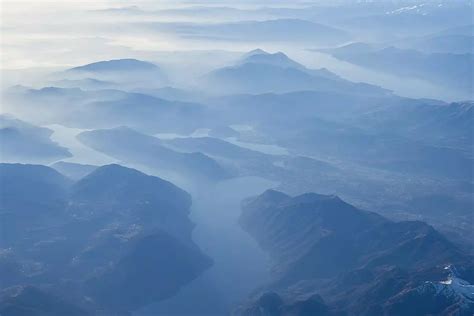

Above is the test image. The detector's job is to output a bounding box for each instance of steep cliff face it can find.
[0,163,212,314]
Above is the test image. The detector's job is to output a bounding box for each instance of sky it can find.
[1,0,471,101]
[0,0,335,69]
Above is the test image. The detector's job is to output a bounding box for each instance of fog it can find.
[3,0,470,100]
[46,124,118,165]
[1,1,473,315]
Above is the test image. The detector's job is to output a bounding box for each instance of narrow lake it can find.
[138,176,278,315]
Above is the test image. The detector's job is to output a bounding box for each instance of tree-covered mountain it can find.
[0,163,212,314]
[237,190,474,315]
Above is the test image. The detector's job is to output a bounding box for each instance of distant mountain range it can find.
[5,86,210,133]
[394,31,473,54]
[336,3,472,40]
[0,163,211,315]
[355,100,474,149]
[0,114,71,164]
[50,78,117,91]
[237,190,474,315]
[2,2,473,315]
[68,58,159,73]
[204,49,390,95]
[62,58,169,90]
[165,136,274,162]
[143,19,350,45]
[209,90,473,180]
[322,43,473,96]
[77,127,231,181]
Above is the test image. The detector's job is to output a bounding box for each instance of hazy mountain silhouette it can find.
[69,59,159,73]
[0,115,71,164]
[5,87,210,133]
[0,163,211,314]
[66,59,168,89]
[205,50,390,95]
[144,19,350,45]
[323,44,473,95]
[77,127,231,181]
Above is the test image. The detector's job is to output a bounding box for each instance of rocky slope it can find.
[237,190,474,315]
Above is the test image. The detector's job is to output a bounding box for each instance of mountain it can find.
[211,89,387,123]
[238,291,339,316]
[355,100,474,149]
[237,50,341,82]
[237,50,308,71]
[0,286,89,316]
[50,78,117,90]
[85,230,211,311]
[3,86,124,126]
[77,127,231,181]
[163,136,284,179]
[164,137,346,196]
[5,85,107,107]
[237,190,474,315]
[0,164,71,246]
[211,91,472,180]
[261,112,472,180]
[207,89,472,181]
[0,114,71,164]
[165,136,273,161]
[146,19,350,45]
[70,164,191,226]
[76,92,209,133]
[133,86,209,103]
[0,163,71,209]
[65,59,168,89]
[0,163,212,314]
[51,161,98,180]
[69,58,159,73]
[240,265,474,316]
[323,43,473,96]
[337,2,472,40]
[204,50,390,95]
[5,87,211,133]
[241,190,384,282]
[395,33,474,54]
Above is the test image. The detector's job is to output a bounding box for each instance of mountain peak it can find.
[69,58,159,73]
[85,163,134,175]
[291,192,340,203]
[259,189,291,202]
[242,48,269,58]
[71,164,192,215]
[239,50,303,70]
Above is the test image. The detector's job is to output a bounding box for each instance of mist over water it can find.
[140,176,277,315]
[46,124,118,165]
[287,50,469,101]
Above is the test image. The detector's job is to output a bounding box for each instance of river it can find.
[137,176,278,316]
